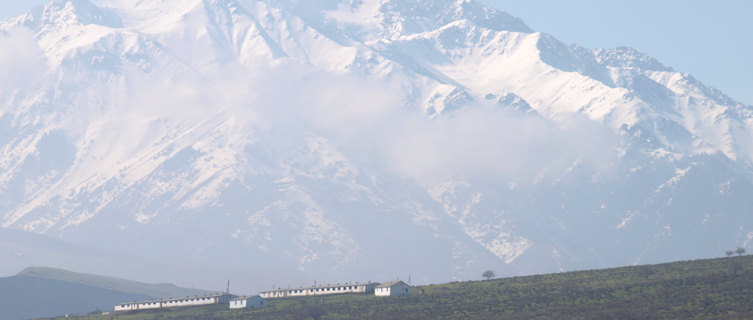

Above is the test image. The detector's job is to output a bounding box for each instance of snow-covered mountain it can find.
[1,0,751,292]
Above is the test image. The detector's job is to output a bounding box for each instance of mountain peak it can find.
[16,266,63,276]
[595,46,672,72]
[326,0,531,39]
[1,0,751,294]
[447,0,531,32]
[38,0,123,28]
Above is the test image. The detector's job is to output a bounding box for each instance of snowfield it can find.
[0,0,751,292]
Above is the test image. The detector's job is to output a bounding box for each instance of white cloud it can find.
[229,62,619,185]
[175,58,619,187]
[381,107,618,183]
[0,27,46,94]
[3,37,618,200]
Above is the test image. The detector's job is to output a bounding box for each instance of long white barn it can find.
[114,293,235,312]
[260,282,380,299]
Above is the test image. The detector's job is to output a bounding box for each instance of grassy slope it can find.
[45,255,753,320]
[17,266,209,298]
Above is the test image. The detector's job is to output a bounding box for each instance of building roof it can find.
[230,295,264,301]
[260,282,377,293]
[117,293,235,305]
[376,281,408,288]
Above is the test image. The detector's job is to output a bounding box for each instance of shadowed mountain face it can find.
[0,0,751,292]
[14,266,210,298]
[0,269,157,319]
[0,275,146,319]
[0,266,211,319]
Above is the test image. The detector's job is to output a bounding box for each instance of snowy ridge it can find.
[1,0,751,291]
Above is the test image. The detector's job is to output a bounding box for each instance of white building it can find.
[229,295,268,309]
[260,282,380,299]
[114,293,235,312]
[375,281,412,297]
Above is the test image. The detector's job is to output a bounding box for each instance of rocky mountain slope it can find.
[1,0,751,291]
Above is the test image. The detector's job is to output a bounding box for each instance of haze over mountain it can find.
[1,0,751,292]
[0,266,208,319]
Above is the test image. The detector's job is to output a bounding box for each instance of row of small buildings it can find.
[114,294,267,312]
[114,280,411,312]
[260,280,412,298]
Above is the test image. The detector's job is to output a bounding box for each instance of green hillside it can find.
[17,266,208,299]
[45,255,753,320]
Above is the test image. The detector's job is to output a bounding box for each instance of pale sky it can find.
[0,0,751,105]
[483,0,753,105]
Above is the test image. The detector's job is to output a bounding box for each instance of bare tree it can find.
[726,250,735,257]
[735,247,746,256]
[482,270,495,280]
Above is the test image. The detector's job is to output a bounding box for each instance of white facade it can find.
[114,294,234,312]
[260,282,379,299]
[375,281,412,297]
[229,295,268,309]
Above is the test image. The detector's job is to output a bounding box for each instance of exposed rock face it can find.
[1,0,751,291]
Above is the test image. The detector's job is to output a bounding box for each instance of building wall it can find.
[137,301,163,309]
[375,283,412,297]
[395,283,412,296]
[363,283,379,293]
[229,299,247,309]
[251,297,269,309]
[230,296,268,309]
[115,294,232,312]
[162,296,218,308]
[114,304,137,312]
